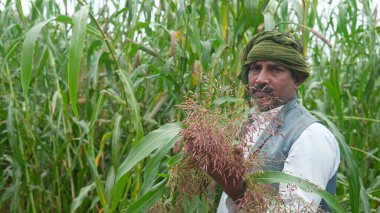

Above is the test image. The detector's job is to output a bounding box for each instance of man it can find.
[211,31,340,212]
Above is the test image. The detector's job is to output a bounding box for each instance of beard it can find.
[247,83,284,112]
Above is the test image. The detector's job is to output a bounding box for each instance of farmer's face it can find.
[248,61,299,111]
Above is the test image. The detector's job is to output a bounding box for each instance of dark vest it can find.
[252,97,337,211]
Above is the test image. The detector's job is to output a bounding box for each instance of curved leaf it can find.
[117,70,144,142]
[141,136,178,194]
[89,90,106,130]
[251,171,346,213]
[111,114,122,170]
[68,6,89,117]
[127,180,166,213]
[263,12,275,31]
[243,0,264,29]
[21,19,53,97]
[115,122,182,182]
[70,182,96,213]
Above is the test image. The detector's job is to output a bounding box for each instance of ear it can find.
[293,74,304,86]
[293,83,299,92]
[292,78,302,93]
[294,79,302,86]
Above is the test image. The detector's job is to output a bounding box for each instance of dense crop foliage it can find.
[0,0,379,212]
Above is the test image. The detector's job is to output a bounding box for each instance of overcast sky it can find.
[13,0,378,20]
[2,0,378,39]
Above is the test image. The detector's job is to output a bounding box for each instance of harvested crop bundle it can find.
[167,98,286,212]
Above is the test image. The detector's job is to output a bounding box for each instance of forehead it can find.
[248,61,292,72]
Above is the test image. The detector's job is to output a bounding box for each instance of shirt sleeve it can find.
[279,123,340,212]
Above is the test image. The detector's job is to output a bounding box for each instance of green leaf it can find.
[15,0,27,26]
[263,12,275,31]
[311,111,360,213]
[338,3,349,40]
[221,0,228,40]
[141,136,178,194]
[89,91,106,131]
[243,0,262,29]
[111,114,122,170]
[108,123,181,212]
[289,0,303,23]
[115,123,182,182]
[117,70,144,141]
[55,15,103,38]
[86,138,107,207]
[55,15,73,24]
[21,19,53,97]
[70,182,96,213]
[251,171,346,213]
[68,6,89,118]
[87,93,108,208]
[108,174,129,212]
[127,180,166,213]
[360,179,370,213]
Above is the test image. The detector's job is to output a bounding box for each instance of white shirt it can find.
[217,107,340,212]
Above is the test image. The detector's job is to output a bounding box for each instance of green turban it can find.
[238,31,309,84]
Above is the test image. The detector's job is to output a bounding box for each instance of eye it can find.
[249,64,260,73]
[272,66,284,73]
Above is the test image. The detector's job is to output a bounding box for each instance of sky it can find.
[2,0,378,41]
[12,0,379,20]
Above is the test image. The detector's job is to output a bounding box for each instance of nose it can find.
[255,70,269,84]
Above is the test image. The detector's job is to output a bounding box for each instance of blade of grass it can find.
[111,114,122,171]
[127,180,167,213]
[115,122,182,183]
[107,123,181,212]
[251,171,346,213]
[89,90,105,130]
[70,182,96,213]
[116,70,144,142]
[68,6,89,118]
[21,19,53,98]
[140,136,178,194]
[87,91,108,208]
[15,0,27,26]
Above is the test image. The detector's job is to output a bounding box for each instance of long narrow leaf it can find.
[252,171,346,213]
[21,19,53,97]
[87,92,108,208]
[141,136,178,194]
[127,180,166,213]
[221,0,228,40]
[117,70,144,141]
[111,114,122,170]
[109,123,182,211]
[68,6,89,117]
[15,0,26,25]
[70,182,96,213]
[108,174,129,212]
[86,138,107,207]
[89,90,105,130]
[115,123,182,182]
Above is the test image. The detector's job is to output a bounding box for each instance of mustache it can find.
[247,84,273,94]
